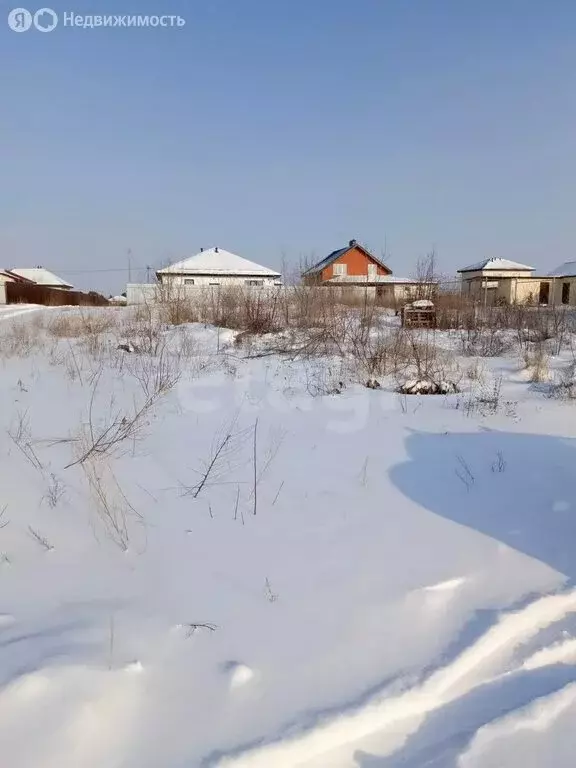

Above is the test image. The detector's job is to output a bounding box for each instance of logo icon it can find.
[7,7,58,32]
[34,7,57,31]
[7,7,33,31]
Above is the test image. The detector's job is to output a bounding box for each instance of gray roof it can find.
[157,247,281,277]
[302,240,391,276]
[548,261,576,278]
[9,267,73,288]
[458,258,534,273]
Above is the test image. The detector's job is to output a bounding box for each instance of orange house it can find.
[302,239,392,284]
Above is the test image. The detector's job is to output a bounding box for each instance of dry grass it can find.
[82,458,141,551]
[0,320,46,358]
[550,362,576,400]
[60,371,160,469]
[523,343,550,383]
[465,358,487,384]
[126,347,183,399]
[46,311,116,339]
[2,287,572,408]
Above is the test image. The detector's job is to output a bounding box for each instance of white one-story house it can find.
[458,258,541,304]
[156,247,282,287]
[8,267,73,290]
[458,257,576,306]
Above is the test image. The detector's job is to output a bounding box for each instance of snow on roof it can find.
[548,261,576,278]
[0,270,21,282]
[157,247,281,277]
[458,258,534,273]
[9,267,73,288]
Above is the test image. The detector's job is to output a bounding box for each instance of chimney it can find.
[349,239,357,247]
[215,247,219,253]
[200,247,204,252]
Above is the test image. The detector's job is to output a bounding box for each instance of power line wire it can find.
[50,267,149,274]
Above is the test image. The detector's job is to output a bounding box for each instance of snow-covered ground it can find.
[0,304,45,321]
[1,307,576,767]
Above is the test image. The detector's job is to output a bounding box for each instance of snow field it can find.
[0,307,576,767]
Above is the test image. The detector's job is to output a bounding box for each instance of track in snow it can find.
[211,588,576,768]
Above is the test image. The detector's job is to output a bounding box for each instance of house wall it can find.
[127,284,159,304]
[550,277,576,306]
[510,278,576,306]
[378,284,421,303]
[127,282,284,305]
[461,269,534,281]
[320,246,391,282]
[324,285,378,302]
[461,272,534,304]
[0,284,6,304]
[460,275,576,306]
[320,282,429,305]
[157,274,279,288]
[509,279,546,304]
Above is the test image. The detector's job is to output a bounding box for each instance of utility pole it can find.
[127,248,132,283]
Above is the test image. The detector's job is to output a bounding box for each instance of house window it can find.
[333,263,347,276]
[184,278,195,285]
[562,282,570,305]
[538,282,550,305]
[246,279,264,286]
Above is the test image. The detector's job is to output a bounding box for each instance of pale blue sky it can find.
[1,0,575,293]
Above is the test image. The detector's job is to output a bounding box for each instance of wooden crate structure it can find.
[401,303,437,329]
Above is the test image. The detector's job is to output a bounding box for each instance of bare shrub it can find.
[473,376,503,413]
[157,288,199,326]
[411,249,441,301]
[455,455,475,491]
[28,526,54,551]
[465,359,486,384]
[46,310,115,339]
[62,373,159,469]
[304,363,346,396]
[459,327,513,357]
[82,459,140,551]
[394,332,462,393]
[0,321,43,358]
[182,417,252,498]
[8,410,44,472]
[434,293,477,331]
[127,347,182,399]
[351,332,396,380]
[549,362,576,400]
[523,343,550,383]
[203,286,283,334]
[0,505,9,529]
[43,473,66,508]
[491,451,506,473]
[122,301,165,355]
[458,375,516,417]
[264,577,279,603]
[184,622,218,637]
